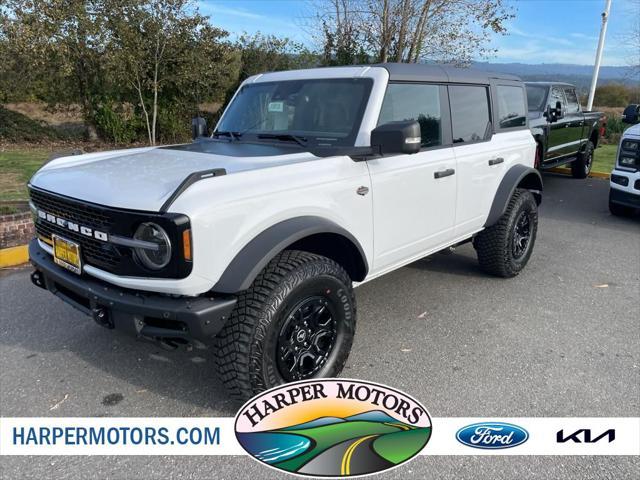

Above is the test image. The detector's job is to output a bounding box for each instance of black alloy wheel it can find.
[512,211,532,260]
[277,296,338,381]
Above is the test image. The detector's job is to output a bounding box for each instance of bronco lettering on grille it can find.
[37,209,109,242]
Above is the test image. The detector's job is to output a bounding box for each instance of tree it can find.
[235,33,316,83]
[105,0,237,144]
[593,83,640,107]
[1,0,111,137]
[1,0,239,144]
[312,0,513,65]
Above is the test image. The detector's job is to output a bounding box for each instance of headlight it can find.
[620,156,636,166]
[621,140,638,151]
[134,222,172,270]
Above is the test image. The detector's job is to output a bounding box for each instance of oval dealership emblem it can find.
[456,422,529,449]
[235,379,432,477]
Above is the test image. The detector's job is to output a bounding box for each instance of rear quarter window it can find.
[450,85,491,144]
[496,85,527,129]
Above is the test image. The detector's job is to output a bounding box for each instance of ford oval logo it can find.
[456,422,529,449]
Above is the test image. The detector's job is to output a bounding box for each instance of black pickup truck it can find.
[526,82,605,178]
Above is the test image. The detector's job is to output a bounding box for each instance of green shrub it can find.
[93,103,142,144]
[157,104,192,144]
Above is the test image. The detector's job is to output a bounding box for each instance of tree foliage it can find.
[0,0,518,144]
[0,0,239,143]
[312,0,513,65]
[593,83,640,107]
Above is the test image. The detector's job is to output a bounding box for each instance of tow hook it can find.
[30,270,46,290]
[92,307,114,329]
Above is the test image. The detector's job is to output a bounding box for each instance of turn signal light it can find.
[182,229,192,261]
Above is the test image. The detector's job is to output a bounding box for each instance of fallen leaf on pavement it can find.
[49,393,69,411]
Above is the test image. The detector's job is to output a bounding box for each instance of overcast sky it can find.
[197,0,638,66]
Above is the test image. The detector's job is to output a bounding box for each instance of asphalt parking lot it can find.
[1,174,639,479]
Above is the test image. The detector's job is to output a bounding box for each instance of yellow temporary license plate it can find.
[52,234,82,274]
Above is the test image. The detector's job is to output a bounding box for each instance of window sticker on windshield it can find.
[268,101,284,112]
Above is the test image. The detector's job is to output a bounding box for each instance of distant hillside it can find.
[472,62,639,92]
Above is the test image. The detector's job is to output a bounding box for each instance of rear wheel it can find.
[571,140,594,179]
[474,189,538,277]
[214,250,356,400]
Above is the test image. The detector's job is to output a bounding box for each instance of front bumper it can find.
[28,240,236,344]
[610,168,640,209]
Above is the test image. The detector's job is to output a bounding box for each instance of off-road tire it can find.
[474,189,538,278]
[609,192,635,217]
[571,140,594,179]
[214,250,356,400]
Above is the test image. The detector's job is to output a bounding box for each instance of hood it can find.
[29,141,318,212]
[623,123,640,138]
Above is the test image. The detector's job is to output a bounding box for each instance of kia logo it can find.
[456,422,529,449]
[557,429,615,443]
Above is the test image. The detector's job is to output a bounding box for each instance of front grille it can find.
[28,186,192,279]
[29,188,113,230]
[29,189,125,271]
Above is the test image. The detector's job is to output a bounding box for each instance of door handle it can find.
[488,157,504,166]
[434,168,455,179]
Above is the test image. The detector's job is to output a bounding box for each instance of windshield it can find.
[216,78,373,147]
[525,85,548,112]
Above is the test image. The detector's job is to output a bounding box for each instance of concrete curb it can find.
[0,245,29,268]
[548,167,610,179]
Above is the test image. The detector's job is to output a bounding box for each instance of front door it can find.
[367,83,457,273]
[562,86,586,154]
[545,86,573,161]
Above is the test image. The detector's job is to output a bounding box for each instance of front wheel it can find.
[571,140,594,179]
[214,250,356,400]
[474,189,539,277]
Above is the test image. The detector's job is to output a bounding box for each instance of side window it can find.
[496,85,526,129]
[563,88,580,113]
[548,86,565,109]
[378,83,442,147]
[449,85,491,143]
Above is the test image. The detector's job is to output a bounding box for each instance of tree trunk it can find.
[134,75,152,145]
[394,0,412,62]
[407,0,431,62]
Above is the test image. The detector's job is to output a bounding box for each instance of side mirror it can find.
[555,101,565,119]
[371,120,421,156]
[622,104,640,124]
[191,116,208,140]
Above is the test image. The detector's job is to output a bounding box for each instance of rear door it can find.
[367,82,457,272]
[450,84,505,235]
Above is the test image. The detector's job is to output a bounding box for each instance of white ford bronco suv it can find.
[28,64,542,399]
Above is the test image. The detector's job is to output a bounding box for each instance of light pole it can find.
[587,0,612,111]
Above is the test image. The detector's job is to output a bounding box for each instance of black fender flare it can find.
[212,216,369,294]
[484,165,543,227]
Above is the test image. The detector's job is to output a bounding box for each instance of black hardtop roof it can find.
[375,63,522,84]
[524,81,575,87]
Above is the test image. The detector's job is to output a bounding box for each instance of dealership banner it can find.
[1,417,638,456]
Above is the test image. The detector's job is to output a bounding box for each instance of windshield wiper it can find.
[257,133,308,148]
[213,130,240,141]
